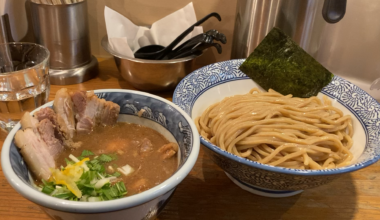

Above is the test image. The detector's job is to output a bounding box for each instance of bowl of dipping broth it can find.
[2,89,200,220]
[173,59,380,198]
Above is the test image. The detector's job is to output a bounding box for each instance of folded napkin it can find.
[105,2,203,58]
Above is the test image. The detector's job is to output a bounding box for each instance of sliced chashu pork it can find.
[14,112,57,180]
[37,119,64,157]
[21,111,63,159]
[34,107,81,149]
[15,129,55,180]
[71,91,120,134]
[34,107,58,125]
[101,101,120,126]
[34,107,64,141]
[20,112,39,129]
[14,88,120,180]
[53,88,76,139]
[71,91,101,133]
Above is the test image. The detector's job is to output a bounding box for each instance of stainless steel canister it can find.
[231,0,348,59]
[231,0,380,101]
[30,1,91,70]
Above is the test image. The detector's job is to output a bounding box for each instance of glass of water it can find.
[0,42,50,131]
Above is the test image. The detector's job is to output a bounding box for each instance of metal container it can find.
[231,0,380,101]
[30,0,97,85]
[30,1,91,69]
[101,35,200,92]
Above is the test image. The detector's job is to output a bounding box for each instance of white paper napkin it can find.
[105,2,203,58]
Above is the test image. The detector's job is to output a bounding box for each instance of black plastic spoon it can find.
[134,44,165,55]
[134,12,221,60]
[167,30,226,59]
[171,42,222,59]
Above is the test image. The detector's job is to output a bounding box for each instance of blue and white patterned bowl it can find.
[1,89,200,220]
[173,59,380,197]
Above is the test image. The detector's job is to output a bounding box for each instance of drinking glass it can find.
[0,42,50,131]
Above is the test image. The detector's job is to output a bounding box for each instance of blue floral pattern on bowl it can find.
[173,59,380,192]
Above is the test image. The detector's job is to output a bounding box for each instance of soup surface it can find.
[56,122,178,196]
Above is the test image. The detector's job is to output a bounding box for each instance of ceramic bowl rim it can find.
[1,89,200,213]
[172,59,380,176]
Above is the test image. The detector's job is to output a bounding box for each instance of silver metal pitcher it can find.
[231,0,380,101]
[30,0,98,85]
[30,1,91,69]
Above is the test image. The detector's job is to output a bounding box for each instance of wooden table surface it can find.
[1,58,380,220]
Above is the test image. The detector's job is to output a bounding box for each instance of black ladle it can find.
[134,12,221,60]
[167,30,226,59]
[205,29,227,44]
[170,33,214,54]
[169,30,227,57]
[134,44,165,54]
[171,42,222,59]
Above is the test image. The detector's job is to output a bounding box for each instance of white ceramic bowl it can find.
[1,89,200,220]
[173,59,380,197]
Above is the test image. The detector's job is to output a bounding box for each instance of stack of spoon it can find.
[134,12,227,60]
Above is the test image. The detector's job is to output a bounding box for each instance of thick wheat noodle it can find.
[195,88,354,170]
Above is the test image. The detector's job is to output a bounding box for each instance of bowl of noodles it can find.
[173,59,380,197]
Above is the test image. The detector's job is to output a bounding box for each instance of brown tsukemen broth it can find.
[56,122,178,196]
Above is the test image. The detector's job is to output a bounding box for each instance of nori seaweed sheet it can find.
[239,27,334,98]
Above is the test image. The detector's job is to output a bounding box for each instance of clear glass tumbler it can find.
[0,42,50,131]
